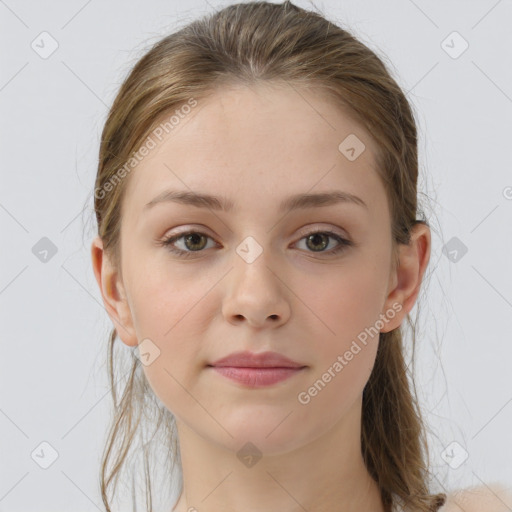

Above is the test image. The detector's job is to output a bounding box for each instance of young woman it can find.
[90,2,511,511]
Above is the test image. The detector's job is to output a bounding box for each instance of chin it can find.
[212,415,313,457]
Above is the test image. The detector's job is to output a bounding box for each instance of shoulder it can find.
[438,483,512,512]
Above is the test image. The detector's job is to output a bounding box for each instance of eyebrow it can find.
[144,189,368,213]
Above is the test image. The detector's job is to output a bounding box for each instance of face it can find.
[98,81,406,455]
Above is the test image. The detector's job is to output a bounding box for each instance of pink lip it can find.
[210,366,305,387]
[209,350,305,368]
[207,351,307,388]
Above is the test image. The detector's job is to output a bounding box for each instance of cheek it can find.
[298,260,386,349]
[292,260,386,401]
[130,286,206,418]
[295,276,382,421]
[131,282,207,361]
[127,252,209,338]
[125,262,217,407]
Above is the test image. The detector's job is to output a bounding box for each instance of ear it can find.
[380,222,431,333]
[90,236,139,347]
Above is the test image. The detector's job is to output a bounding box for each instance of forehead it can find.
[122,81,387,220]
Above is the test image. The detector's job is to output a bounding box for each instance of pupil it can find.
[307,233,327,251]
[185,233,206,251]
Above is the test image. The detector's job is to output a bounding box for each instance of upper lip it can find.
[208,350,306,368]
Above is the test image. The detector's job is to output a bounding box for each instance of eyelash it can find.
[157,228,353,259]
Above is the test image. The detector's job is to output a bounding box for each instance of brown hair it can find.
[91,1,446,511]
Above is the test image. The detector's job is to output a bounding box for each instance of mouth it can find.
[209,350,305,368]
[206,365,306,387]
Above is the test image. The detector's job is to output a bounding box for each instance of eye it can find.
[294,229,353,256]
[159,231,217,258]
[158,228,353,258]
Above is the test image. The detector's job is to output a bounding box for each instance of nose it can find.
[221,250,291,329]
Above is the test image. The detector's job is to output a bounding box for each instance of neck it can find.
[171,396,385,512]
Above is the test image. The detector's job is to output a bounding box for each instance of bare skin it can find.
[91,81,430,512]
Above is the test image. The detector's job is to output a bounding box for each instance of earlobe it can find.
[380,223,431,333]
[90,236,139,347]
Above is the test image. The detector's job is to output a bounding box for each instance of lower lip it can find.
[209,366,305,387]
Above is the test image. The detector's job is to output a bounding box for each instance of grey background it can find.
[1,0,511,510]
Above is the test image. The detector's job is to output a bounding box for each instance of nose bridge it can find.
[235,233,267,266]
[232,233,278,291]
[222,233,290,326]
